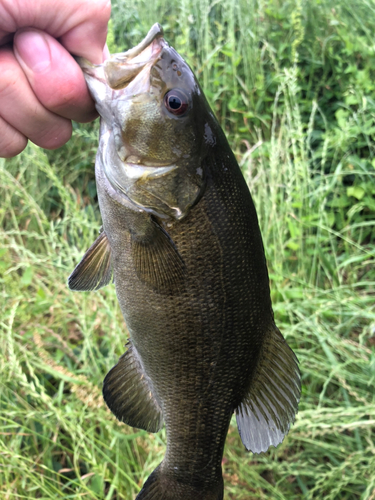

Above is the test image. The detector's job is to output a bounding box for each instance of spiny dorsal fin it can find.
[103,342,164,433]
[68,230,113,291]
[236,325,300,454]
[131,218,185,292]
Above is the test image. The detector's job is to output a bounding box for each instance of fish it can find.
[69,23,301,500]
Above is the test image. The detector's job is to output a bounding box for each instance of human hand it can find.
[0,0,111,158]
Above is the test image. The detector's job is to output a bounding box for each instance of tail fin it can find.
[136,465,223,500]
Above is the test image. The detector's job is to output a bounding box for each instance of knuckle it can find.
[0,51,19,99]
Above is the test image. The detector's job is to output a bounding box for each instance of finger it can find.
[14,29,97,123]
[0,115,27,158]
[0,46,72,150]
[59,0,111,63]
[0,0,111,63]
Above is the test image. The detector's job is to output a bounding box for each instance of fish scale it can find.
[69,23,301,500]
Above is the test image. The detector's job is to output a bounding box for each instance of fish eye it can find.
[164,89,189,116]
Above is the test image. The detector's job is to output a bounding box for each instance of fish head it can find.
[79,24,212,220]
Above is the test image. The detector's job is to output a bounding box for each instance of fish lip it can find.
[77,24,167,91]
[113,23,164,61]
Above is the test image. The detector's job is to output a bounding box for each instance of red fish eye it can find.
[164,89,189,116]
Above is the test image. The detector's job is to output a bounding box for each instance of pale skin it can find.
[0,0,111,158]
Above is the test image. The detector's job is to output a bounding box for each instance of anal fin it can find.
[68,230,113,291]
[103,342,164,433]
[236,325,301,454]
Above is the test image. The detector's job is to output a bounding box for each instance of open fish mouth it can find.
[78,24,166,94]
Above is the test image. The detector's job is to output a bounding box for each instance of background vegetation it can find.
[1,0,374,498]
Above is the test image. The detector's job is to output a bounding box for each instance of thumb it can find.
[14,28,97,123]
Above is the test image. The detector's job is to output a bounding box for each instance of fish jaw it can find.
[77,24,166,121]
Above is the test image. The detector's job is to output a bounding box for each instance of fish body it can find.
[69,24,300,500]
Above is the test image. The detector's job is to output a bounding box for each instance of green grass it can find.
[1,0,375,498]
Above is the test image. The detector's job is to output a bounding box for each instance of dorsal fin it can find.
[68,230,113,291]
[236,325,300,454]
[103,342,164,432]
[131,218,186,293]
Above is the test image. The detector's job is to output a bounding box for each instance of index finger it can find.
[0,0,111,63]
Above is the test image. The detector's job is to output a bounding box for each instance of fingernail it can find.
[15,30,51,73]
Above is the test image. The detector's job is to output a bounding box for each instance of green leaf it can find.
[286,240,300,251]
[221,49,233,57]
[329,195,350,208]
[89,473,104,495]
[21,266,34,287]
[36,287,46,300]
[347,186,365,200]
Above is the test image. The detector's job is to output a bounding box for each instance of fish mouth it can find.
[78,23,166,93]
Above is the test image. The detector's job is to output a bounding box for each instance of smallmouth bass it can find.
[69,24,300,500]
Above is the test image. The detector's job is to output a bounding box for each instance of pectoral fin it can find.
[236,325,300,454]
[68,230,113,291]
[103,342,164,432]
[131,218,185,292]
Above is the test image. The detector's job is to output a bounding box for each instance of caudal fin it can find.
[136,465,223,500]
